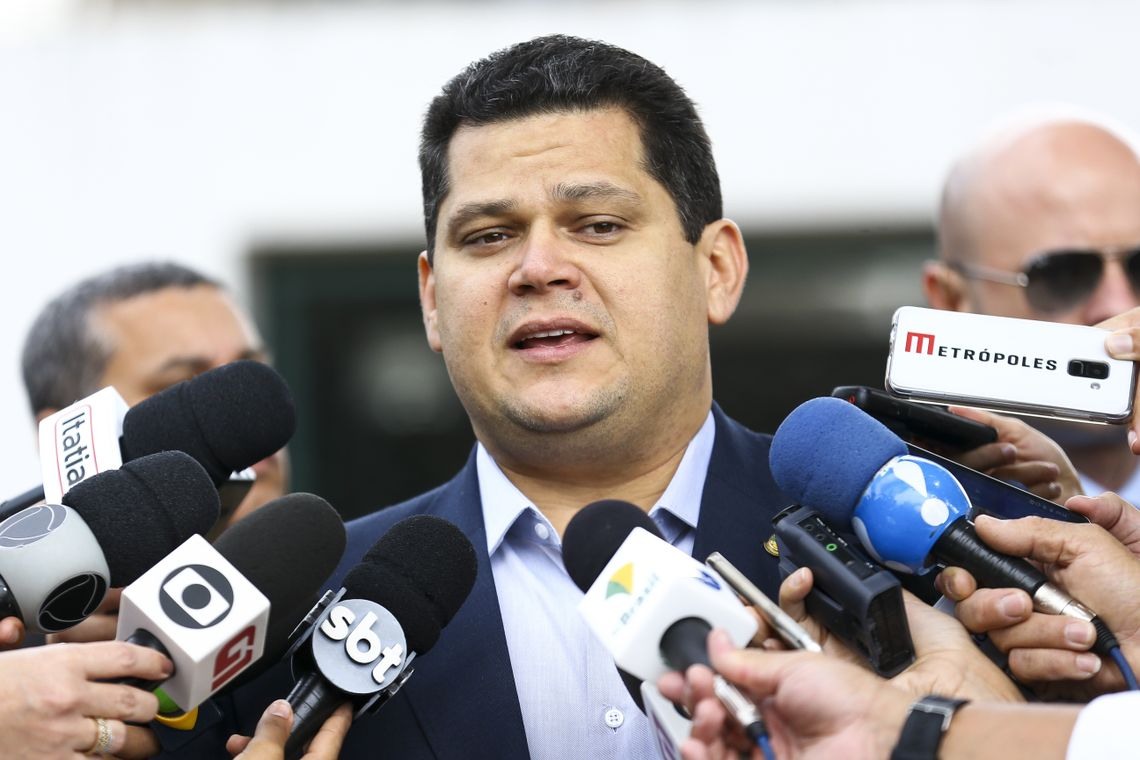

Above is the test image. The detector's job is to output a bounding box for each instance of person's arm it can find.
[658,630,1080,760]
[0,640,170,759]
[940,703,1077,760]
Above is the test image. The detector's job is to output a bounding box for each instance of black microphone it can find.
[0,450,219,633]
[770,397,1118,655]
[282,515,477,760]
[112,492,346,716]
[564,500,765,749]
[563,499,660,711]
[3,360,296,516]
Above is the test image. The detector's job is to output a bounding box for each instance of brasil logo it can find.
[606,563,634,598]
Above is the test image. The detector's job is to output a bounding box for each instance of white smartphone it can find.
[885,306,1137,424]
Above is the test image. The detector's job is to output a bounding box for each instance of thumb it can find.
[240,700,294,757]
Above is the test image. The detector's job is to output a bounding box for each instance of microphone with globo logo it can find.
[769,396,1120,656]
[281,515,477,760]
[563,500,767,754]
[0,450,219,634]
[2,359,296,517]
[111,492,346,717]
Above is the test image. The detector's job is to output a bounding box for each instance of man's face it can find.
[421,108,720,461]
[93,284,287,525]
[961,130,1140,326]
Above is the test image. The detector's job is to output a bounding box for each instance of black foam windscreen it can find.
[119,360,296,485]
[62,451,220,586]
[211,492,346,694]
[216,493,344,637]
[343,515,477,655]
[562,499,662,593]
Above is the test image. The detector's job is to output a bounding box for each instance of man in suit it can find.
[223,34,788,759]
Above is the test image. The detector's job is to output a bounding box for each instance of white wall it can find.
[1,0,1136,494]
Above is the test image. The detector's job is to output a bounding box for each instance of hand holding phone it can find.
[885,306,1137,424]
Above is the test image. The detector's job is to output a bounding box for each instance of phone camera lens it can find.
[1068,360,1110,379]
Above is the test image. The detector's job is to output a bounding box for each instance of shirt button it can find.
[603,707,624,729]
[534,522,550,541]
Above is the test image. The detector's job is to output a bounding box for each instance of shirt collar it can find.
[477,410,716,555]
[647,411,714,538]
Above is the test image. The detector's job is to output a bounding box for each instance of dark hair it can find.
[21,261,219,415]
[419,34,722,259]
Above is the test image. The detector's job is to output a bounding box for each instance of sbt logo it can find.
[314,598,408,694]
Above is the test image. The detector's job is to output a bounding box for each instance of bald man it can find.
[924,116,1140,503]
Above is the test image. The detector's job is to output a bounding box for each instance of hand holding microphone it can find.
[228,701,352,760]
[770,397,1140,698]
[657,629,915,760]
[774,565,1023,704]
[563,500,768,756]
[111,492,346,716]
[277,514,477,759]
[0,640,173,760]
[941,510,1140,698]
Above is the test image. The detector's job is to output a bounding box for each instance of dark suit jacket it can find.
[190,404,789,759]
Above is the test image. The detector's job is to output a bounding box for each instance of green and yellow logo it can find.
[606,563,634,598]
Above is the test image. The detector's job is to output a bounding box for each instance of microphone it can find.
[641,681,692,760]
[0,450,219,633]
[4,359,296,514]
[282,515,477,759]
[769,397,1115,652]
[563,500,765,746]
[114,492,346,714]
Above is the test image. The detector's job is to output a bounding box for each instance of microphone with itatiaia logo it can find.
[769,396,1121,657]
[110,492,346,716]
[1,359,296,517]
[0,450,219,634]
[280,515,477,760]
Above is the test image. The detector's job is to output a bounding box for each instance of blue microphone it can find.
[769,397,1111,647]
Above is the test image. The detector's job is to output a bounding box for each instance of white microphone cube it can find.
[117,534,269,711]
[577,528,757,682]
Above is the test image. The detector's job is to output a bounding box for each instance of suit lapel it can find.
[398,455,531,758]
[692,405,789,601]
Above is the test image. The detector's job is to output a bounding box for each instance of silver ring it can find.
[86,716,114,755]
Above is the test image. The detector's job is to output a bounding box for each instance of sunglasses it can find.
[948,245,1140,313]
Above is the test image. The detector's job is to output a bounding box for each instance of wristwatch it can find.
[889,695,969,760]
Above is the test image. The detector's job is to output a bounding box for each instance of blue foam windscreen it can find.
[769,396,908,526]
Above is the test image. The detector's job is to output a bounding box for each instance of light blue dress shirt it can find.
[477,411,715,760]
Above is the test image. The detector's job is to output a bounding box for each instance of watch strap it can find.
[890,694,969,760]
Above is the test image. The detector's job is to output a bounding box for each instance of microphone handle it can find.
[111,629,172,690]
[284,671,349,760]
[932,519,1047,596]
[935,519,1120,655]
[0,485,46,521]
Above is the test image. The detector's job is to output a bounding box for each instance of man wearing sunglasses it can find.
[924,113,1140,506]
